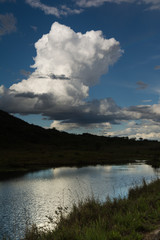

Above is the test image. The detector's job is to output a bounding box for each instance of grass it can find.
[0,143,159,178]
[23,178,160,240]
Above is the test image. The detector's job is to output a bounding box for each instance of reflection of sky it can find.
[0,163,159,239]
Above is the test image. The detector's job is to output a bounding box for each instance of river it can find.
[0,162,159,239]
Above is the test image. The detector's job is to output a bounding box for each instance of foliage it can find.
[0,109,160,177]
[23,179,160,240]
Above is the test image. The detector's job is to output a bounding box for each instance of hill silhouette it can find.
[0,109,160,175]
[0,110,61,145]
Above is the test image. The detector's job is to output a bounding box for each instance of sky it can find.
[1,0,160,140]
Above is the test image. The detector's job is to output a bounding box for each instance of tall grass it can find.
[23,178,160,240]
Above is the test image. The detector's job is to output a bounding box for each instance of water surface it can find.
[0,162,159,239]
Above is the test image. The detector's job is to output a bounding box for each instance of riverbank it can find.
[1,144,159,179]
[23,178,160,240]
[1,109,160,177]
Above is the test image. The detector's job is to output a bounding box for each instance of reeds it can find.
[23,178,160,240]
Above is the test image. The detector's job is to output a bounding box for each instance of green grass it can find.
[23,179,160,240]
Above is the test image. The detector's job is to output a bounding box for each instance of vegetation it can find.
[23,178,160,240]
[1,109,160,178]
[2,110,160,239]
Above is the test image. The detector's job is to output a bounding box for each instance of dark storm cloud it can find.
[128,105,160,122]
[49,74,70,80]
[15,92,38,98]
[1,22,160,131]
[31,73,70,80]
[1,88,160,126]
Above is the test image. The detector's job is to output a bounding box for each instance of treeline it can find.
[0,109,158,150]
[0,109,160,174]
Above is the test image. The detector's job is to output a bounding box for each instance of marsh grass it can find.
[22,178,160,240]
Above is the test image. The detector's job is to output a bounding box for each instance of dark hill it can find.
[0,109,160,175]
[0,110,64,146]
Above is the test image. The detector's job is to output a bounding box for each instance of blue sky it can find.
[1,0,160,139]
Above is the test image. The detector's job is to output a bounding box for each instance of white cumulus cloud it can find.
[0,22,125,134]
[106,120,160,140]
[9,22,122,108]
[50,120,111,134]
[2,22,160,138]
